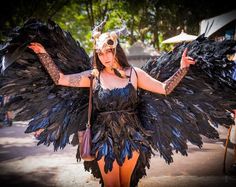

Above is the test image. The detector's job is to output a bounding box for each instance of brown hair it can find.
[93,42,130,71]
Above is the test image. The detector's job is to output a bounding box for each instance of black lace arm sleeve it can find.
[37,53,62,85]
[164,67,189,95]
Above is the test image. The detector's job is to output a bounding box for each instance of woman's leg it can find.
[97,157,120,187]
[120,151,139,187]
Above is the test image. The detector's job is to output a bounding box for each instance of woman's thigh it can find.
[97,157,120,187]
[120,151,140,186]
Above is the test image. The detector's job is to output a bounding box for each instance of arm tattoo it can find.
[68,71,91,87]
[37,53,62,85]
[68,74,82,87]
[164,67,189,95]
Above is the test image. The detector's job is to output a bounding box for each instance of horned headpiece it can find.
[92,17,129,53]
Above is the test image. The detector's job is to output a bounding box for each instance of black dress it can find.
[84,68,154,186]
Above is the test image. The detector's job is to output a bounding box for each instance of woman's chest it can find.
[93,83,138,110]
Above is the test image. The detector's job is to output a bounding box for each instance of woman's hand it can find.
[180,48,196,69]
[28,42,47,54]
[33,128,45,138]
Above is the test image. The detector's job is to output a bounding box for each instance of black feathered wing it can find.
[138,35,236,163]
[0,19,91,150]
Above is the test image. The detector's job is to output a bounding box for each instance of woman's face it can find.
[97,49,116,68]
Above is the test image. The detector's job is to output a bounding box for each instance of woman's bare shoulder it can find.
[133,67,146,76]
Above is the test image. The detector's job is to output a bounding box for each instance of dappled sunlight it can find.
[0,137,36,148]
[0,122,235,186]
[0,154,77,172]
[14,120,31,126]
[139,176,236,187]
[3,130,17,135]
[0,171,56,187]
[0,154,99,186]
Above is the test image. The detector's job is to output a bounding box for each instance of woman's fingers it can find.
[28,42,46,53]
[181,48,196,68]
[28,43,39,49]
[182,48,188,57]
[184,60,195,66]
[187,56,193,60]
[29,42,43,47]
[33,128,45,138]
[186,59,196,65]
[28,43,41,49]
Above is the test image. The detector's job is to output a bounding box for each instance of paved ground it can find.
[0,121,236,187]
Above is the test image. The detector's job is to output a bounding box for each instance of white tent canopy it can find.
[162,30,197,44]
[199,9,236,37]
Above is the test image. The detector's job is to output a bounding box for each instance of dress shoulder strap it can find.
[129,66,138,82]
[128,67,133,82]
[96,71,101,83]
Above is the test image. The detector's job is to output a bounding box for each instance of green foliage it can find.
[158,33,174,52]
[53,2,93,54]
[1,0,235,52]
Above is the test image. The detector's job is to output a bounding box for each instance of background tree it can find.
[0,0,235,53]
[0,0,70,41]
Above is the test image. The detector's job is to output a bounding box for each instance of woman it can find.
[28,28,195,186]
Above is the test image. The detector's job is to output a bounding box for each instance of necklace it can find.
[104,67,129,79]
[104,68,115,75]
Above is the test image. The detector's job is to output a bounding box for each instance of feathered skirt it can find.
[83,110,154,187]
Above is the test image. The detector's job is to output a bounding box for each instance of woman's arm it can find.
[136,48,195,95]
[28,43,91,88]
[59,70,91,87]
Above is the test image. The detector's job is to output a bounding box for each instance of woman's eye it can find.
[107,39,114,45]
